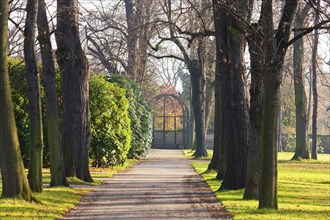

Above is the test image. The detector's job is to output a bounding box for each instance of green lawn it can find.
[0,159,136,219]
[184,150,330,220]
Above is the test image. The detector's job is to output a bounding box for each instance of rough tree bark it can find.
[208,62,226,179]
[24,0,44,192]
[0,0,32,200]
[56,0,93,182]
[259,0,298,209]
[244,24,263,200]
[207,76,221,171]
[213,0,250,190]
[37,0,68,186]
[190,58,207,157]
[292,3,310,160]
[204,78,214,135]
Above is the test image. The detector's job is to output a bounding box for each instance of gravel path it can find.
[63,149,231,219]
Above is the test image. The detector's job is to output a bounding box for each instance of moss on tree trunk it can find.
[0,0,32,200]
[24,0,44,193]
[37,0,68,186]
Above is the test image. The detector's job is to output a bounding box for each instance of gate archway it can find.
[152,94,189,149]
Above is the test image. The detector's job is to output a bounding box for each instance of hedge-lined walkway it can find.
[63,149,230,219]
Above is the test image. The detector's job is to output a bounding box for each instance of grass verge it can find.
[0,158,137,219]
[184,150,330,220]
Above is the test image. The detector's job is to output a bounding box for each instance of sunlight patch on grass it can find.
[188,152,330,220]
[183,149,213,160]
[0,158,138,219]
[0,187,88,219]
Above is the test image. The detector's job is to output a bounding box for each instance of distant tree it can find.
[292,2,310,160]
[8,0,26,57]
[0,0,32,200]
[150,0,215,157]
[56,0,93,182]
[311,0,320,160]
[82,0,154,83]
[124,0,153,82]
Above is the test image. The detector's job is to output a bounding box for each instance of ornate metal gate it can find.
[152,94,189,149]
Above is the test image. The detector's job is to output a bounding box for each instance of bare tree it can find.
[82,0,154,84]
[150,0,215,157]
[8,0,25,57]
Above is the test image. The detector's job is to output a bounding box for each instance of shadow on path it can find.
[63,149,231,219]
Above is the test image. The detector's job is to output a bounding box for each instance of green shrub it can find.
[283,133,296,152]
[107,74,152,159]
[8,59,58,167]
[8,59,30,166]
[89,74,131,167]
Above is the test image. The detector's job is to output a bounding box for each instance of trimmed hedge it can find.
[107,75,152,159]
[89,74,131,166]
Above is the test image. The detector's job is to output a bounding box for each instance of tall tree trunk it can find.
[244,25,263,200]
[213,0,249,190]
[259,64,280,209]
[24,0,44,192]
[190,59,207,157]
[0,0,32,200]
[311,0,320,160]
[56,0,93,182]
[258,0,298,209]
[292,3,310,160]
[37,0,68,186]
